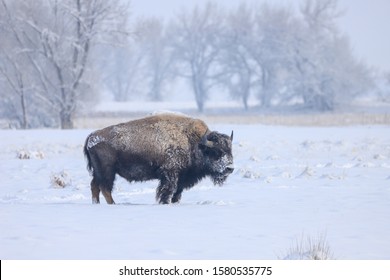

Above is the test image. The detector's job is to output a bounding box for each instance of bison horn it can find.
[201,133,214,148]
[231,130,234,141]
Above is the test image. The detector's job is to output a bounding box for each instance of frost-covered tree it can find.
[219,4,256,110]
[0,0,129,128]
[99,42,146,102]
[288,0,343,110]
[251,4,297,108]
[170,3,224,112]
[285,0,373,111]
[0,33,30,128]
[137,17,175,101]
[100,17,175,102]
[220,4,297,109]
[166,0,372,111]
[0,0,52,128]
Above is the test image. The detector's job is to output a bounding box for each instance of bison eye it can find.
[205,148,222,159]
[207,133,219,142]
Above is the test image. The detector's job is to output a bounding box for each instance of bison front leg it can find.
[171,187,183,203]
[156,171,178,204]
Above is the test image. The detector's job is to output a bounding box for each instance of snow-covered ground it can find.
[0,124,389,259]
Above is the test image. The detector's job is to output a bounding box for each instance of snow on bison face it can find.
[199,131,234,185]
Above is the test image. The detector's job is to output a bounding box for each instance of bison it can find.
[83,113,234,204]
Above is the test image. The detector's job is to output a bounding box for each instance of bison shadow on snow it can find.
[84,114,234,204]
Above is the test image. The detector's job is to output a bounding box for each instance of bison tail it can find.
[84,135,93,175]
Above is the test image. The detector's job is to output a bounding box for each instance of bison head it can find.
[199,131,234,185]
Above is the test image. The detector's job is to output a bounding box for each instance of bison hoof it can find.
[159,200,170,205]
[92,198,100,204]
[171,197,181,204]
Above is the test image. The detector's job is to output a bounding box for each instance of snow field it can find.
[0,125,389,259]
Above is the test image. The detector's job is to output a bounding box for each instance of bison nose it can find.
[225,165,234,174]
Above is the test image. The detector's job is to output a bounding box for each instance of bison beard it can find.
[84,114,234,204]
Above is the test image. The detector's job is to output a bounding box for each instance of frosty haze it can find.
[1,0,382,129]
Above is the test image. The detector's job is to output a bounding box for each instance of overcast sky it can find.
[131,0,390,73]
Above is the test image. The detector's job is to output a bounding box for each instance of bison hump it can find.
[107,115,208,156]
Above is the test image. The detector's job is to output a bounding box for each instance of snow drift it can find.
[0,124,389,259]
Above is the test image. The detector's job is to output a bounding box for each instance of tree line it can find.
[0,0,381,128]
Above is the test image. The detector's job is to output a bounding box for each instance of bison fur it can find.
[84,114,234,204]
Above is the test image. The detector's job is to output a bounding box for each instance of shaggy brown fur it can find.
[84,114,234,204]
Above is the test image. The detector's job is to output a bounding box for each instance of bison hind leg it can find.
[91,178,101,204]
[90,174,116,205]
